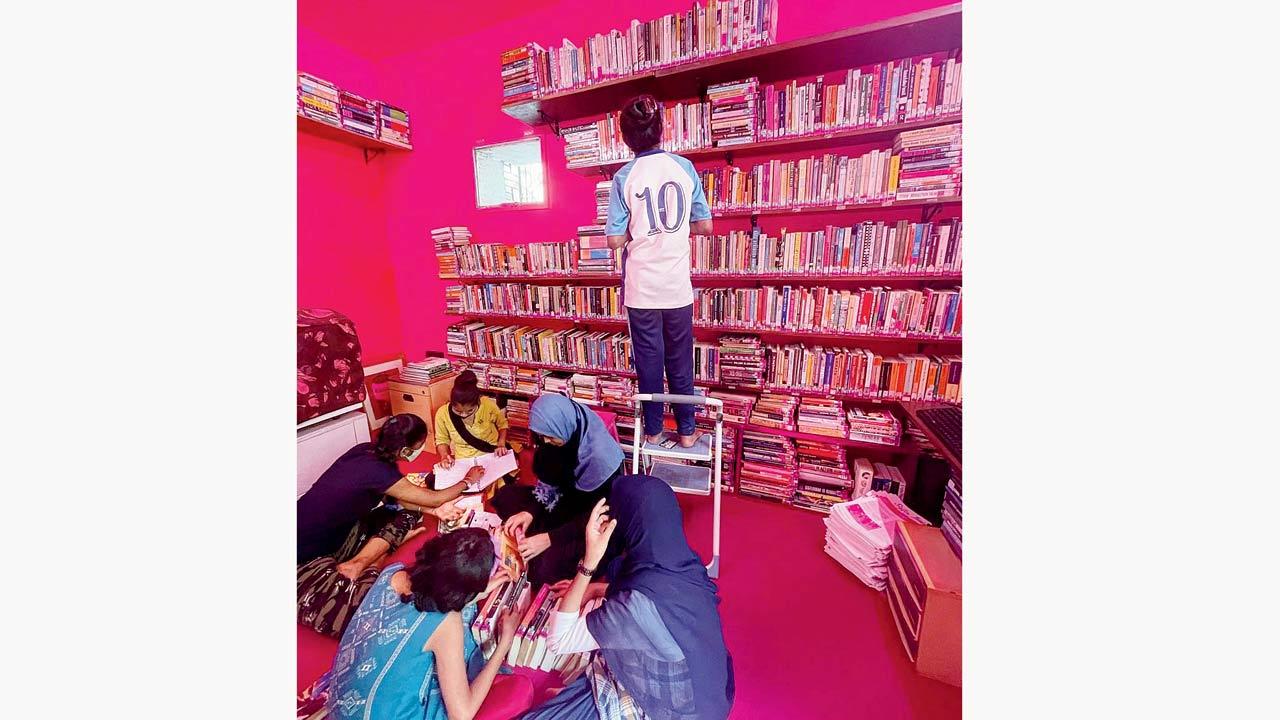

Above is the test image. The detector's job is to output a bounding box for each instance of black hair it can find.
[620,94,662,153]
[404,528,494,612]
[450,370,482,407]
[374,413,428,463]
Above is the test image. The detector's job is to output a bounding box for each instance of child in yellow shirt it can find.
[434,370,510,468]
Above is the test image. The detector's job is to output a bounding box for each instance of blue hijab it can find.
[589,474,735,720]
[528,394,623,492]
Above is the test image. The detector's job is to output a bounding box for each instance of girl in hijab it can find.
[521,474,735,720]
[491,394,624,586]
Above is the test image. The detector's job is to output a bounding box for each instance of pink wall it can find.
[297,27,405,363]
[373,0,956,357]
[298,0,956,360]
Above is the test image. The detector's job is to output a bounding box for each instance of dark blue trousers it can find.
[626,303,696,437]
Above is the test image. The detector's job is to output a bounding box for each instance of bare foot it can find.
[403,526,427,542]
[678,432,703,448]
[645,433,665,444]
[335,560,365,581]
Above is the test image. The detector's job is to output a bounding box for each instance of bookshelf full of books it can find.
[297,71,413,152]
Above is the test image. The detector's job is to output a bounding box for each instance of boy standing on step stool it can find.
[606,94,714,449]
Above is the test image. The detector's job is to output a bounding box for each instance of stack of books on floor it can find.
[297,73,341,126]
[846,408,903,446]
[700,147,897,210]
[339,90,378,138]
[472,574,531,658]
[796,398,848,437]
[515,368,546,396]
[793,438,852,512]
[701,390,755,424]
[738,431,796,501]
[500,44,544,103]
[941,470,962,558]
[563,123,601,168]
[693,341,720,383]
[399,358,455,384]
[432,226,472,279]
[708,78,760,147]
[508,586,599,676]
[542,373,572,396]
[487,365,516,394]
[600,376,634,411]
[749,393,798,431]
[824,491,930,590]
[717,335,764,387]
[595,181,611,223]
[893,123,962,201]
[576,225,616,273]
[377,103,411,148]
[570,373,600,404]
[871,461,908,498]
[445,286,463,315]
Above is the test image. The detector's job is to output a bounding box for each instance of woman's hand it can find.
[497,608,520,648]
[504,511,534,536]
[548,579,608,602]
[439,451,455,469]
[495,444,510,457]
[464,466,485,487]
[518,533,551,561]
[584,498,617,569]
[431,500,464,522]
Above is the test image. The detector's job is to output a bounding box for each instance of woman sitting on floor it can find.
[298,528,530,720]
[297,413,481,636]
[491,394,624,587]
[521,475,735,720]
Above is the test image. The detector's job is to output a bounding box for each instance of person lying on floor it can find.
[521,476,735,720]
[298,528,529,720]
[297,413,480,636]
[491,394,624,587]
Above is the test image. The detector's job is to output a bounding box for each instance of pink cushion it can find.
[590,408,620,442]
[475,674,536,720]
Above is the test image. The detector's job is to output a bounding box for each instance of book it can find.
[691,220,962,275]
[377,102,412,147]
[699,147,900,211]
[431,451,519,491]
[297,72,341,126]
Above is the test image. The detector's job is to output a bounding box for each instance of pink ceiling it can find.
[299,0,558,60]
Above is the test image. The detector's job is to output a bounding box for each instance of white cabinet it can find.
[297,408,370,498]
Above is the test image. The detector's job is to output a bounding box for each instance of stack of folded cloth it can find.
[824,492,929,590]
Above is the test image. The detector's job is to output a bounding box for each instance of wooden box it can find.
[886,522,962,686]
[387,373,456,450]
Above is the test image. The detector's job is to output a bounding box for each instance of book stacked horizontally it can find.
[463,362,491,389]
[432,226,472,278]
[542,373,571,396]
[445,286,463,315]
[793,438,852,512]
[595,181,611,223]
[797,398,847,437]
[600,376,634,411]
[749,393,798,431]
[738,431,796,501]
[563,123,601,168]
[297,72,341,126]
[505,397,530,447]
[941,470,962,558]
[339,90,378,138]
[846,407,902,445]
[892,123,961,201]
[576,225,616,273]
[824,491,929,590]
[377,102,411,148]
[570,373,600,404]
[699,390,755,424]
[718,335,764,387]
[708,78,760,147]
[515,368,546,396]
[501,43,545,103]
[487,365,516,393]
[399,357,455,384]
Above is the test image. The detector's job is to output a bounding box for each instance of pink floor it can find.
[299,457,961,719]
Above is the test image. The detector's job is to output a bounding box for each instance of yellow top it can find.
[433,396,508,458]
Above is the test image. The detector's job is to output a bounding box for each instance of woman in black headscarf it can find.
[520,474,735,720]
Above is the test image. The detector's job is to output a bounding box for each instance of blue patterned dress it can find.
[324,563,479,720]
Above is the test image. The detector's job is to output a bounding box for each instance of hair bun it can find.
[456,369,479,387]
[629,94,657,120]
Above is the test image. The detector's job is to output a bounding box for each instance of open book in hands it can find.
[431,451,518,491]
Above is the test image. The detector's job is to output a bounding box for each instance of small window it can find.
[473,137,548,209]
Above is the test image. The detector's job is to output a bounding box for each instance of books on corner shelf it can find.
[298,71,412,148]
[297,73,341,127]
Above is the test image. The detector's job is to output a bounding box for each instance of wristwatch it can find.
[576,562,596,577]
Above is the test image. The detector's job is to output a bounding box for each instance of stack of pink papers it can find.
[823,492,929,590]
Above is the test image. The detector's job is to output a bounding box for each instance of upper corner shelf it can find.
[297,114,413,152]
[501,3,962,128]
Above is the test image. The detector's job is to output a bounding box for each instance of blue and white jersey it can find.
[606,149,711,309]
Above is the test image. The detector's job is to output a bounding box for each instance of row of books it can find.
[502,0,779,100]
[564,99,712,167]
[749,393,798,431]
[297,72,412,148]
[472,580,598,677]
[942,470,962,558]
[759,52,962,139]
[700,147,900,210]
[449,281,961,339]
[708,78,760,147]
[690,220,962,276]
[765,343,963,404]
[824,491,930,589]
[433,226,473,279]
[448,322,634,373]
[893,124,962,201]
[454,241,576,277]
